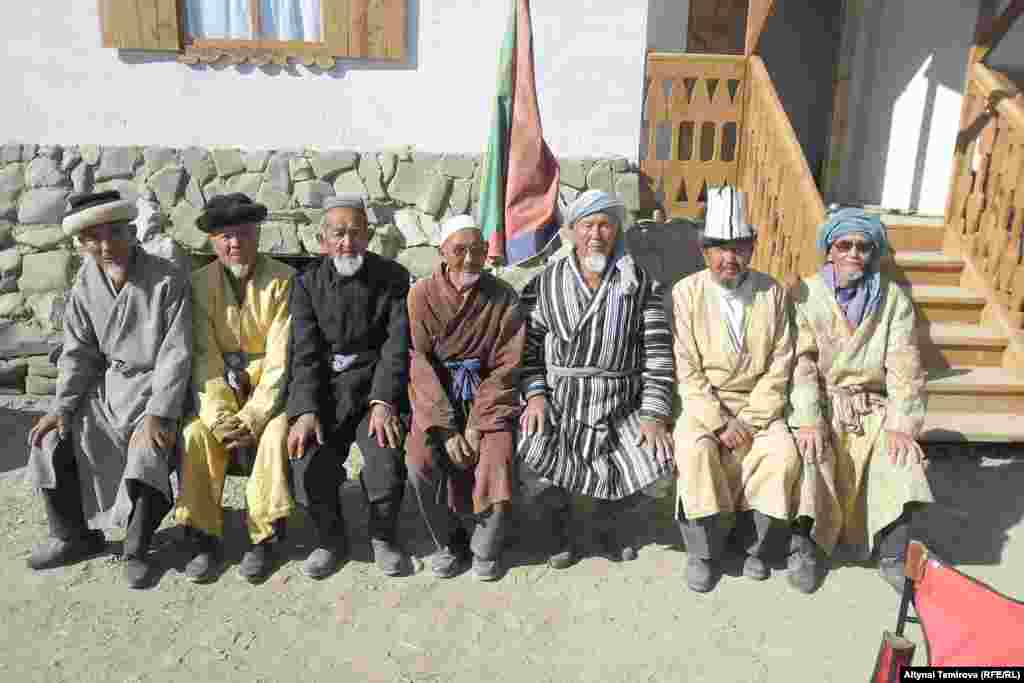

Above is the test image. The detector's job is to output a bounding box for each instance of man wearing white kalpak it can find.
[25,191,192,589]
[518,190,676,568]
[671,186,801,593]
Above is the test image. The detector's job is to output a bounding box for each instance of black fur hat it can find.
[196,193,268,233]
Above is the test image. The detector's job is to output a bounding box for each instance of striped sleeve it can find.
[639,279,675,421]
[519,271,549,400]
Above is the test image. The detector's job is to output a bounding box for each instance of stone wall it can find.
[0,142,650,397]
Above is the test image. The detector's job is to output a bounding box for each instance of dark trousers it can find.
[678,510,787,560]
[289,411,406,542]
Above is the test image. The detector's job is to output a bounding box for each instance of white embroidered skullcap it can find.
[439,214,481,246]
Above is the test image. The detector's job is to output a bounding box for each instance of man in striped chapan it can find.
[518,190,676,568]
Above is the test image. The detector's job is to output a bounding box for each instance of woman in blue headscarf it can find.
[784,208,934,595]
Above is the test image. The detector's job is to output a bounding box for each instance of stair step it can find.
[920,322,1008,368]
[921,411,1024,443]
[925,366,1024,412]
[909,283,985,324]
[888,251,964,286]
[879,214,946,251]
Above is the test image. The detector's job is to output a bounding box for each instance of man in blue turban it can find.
[787,208,933,594]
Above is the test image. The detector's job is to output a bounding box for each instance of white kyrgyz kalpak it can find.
[703,186,757,347]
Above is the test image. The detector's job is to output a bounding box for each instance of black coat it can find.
[286,252,411,428]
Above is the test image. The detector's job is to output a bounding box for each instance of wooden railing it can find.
[738,57,827,284]
[945,62,1024,327]
[640,53,825,286]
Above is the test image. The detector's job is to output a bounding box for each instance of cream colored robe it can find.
[175,255,295,543]
[789,273,933,557]
[672,269,801,521]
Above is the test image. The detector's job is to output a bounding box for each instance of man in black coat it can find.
[286,194,411,579]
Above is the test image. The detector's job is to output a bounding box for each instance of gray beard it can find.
[333,254,364,277]
[836,267,865,288]
[583,253,608,274]
[713,270,747,290]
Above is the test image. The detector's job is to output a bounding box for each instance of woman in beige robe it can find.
[788,208,932,594]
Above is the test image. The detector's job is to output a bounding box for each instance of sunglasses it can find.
[832,239,875,255]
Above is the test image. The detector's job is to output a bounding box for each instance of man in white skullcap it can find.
[25,191,192,589]
[671,186,801,593]
[286,193,412,579]
[406,214,524,581]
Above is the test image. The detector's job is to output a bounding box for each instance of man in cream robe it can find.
[175,194,295,583]
[25,191,192,589]
[672,187,801,593]
[788,208,932,593]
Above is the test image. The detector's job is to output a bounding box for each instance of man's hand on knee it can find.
[795,427,829,464]
[442,429,476,469]
[367,403,404,450]
[28,413,66,448]
[287,413,323,460]
[886,430,926,468]
[637,419,674,466]
[715,418,752,451]
[131,415,177,453]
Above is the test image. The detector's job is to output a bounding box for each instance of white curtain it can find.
[260,0,322,41]
[184,0,253,39]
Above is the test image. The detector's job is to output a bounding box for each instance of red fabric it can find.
[915,558,1024,666]
[871,633,915,683]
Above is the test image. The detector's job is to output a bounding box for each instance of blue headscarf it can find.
[816,208,891,326]
[565,190,637,293]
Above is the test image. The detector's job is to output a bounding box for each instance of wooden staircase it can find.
[883,214,1024,443]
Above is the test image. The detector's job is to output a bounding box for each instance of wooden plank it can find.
[98,0,180,50]
[322,0,352,57]
[153,0,181,49]
[744,0,776,56]
[366,0,405,59]
[98,0,141,48]
[349,0,369,58]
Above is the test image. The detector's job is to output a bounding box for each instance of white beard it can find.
[333,254,364,277]
[583,253,608,274]
[836,266,865,288]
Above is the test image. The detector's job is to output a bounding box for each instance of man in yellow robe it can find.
[672,187,801,593]
[175,193,296,584]
[787,208,932,594]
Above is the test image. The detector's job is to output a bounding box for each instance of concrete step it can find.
[879,214,946,252]
[924,366,1024,412]
[909,283,985,324]
[921,411,1024,443]
[887,250,964,287]
[920,322,1008,368]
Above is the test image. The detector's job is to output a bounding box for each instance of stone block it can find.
[37,146,60,161]
[311,151,358,180]
[412,152,442,169]
[397,245,441,280]
[559,184,580,209]
[202,178,226,203]
[441,154,477,179]
[333,170,367,197]
[244,150,271,173]
[558,158,588,189]
[18,250,73,293]
[0,164,24,196]
[610,157,630,173]
[0,247,23,273]
[212,148,245,178]
[289,157,315,183]
[26,375,56,396]
[614,172,641,215]
[0,272,17,294]
[139,235,190,273]
[257,187,291,212]
[94,179,140,204]
[418,175,451,218]
[297,224,323,255]
[227,172,263,199]
[388,159,435,205]
[142,146,178,179]
[96,146,141,182]
[393,208,430,248]
[265,152,293,195]
[182,147,216,185]
[0,292,26,319]
[0,359,28,387]
[80,144,101,166]
[27,353,59,378]
[184,177,205,209]
[61,147,82,172]
[18,188,68,225]
[447,179,472,216]
[421,213,441,246]
[587,161,614,193]
[170,202,209,251]
[0,223,12,248]
[258,221,303,255]
[626,219,705,287]
[28,291,67,332]
[148,166,186,207]
[386,145,414,162]
[358,155,387,201]
[368,223,404,260]
[16,226,66,251]
[378,152,398,186]
[71,163,93,194]
[497,261,547,293]
[22,144,38,160]
[1,144,22,163]
[294,180,334,208]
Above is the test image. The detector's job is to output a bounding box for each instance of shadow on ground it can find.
[0,408,40,477]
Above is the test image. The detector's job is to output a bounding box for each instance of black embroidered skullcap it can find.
[196,193,268,233]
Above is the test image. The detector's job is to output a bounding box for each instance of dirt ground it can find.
[1,407,1023,683]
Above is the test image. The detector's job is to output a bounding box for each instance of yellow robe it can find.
[175,255,295,543]
[672,269,801,521]
[789,273,932,557]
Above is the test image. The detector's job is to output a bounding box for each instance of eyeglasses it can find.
[448,244,488,259]
[323,227,369,242]
[832,239,875,255]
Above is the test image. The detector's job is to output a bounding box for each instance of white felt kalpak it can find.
[439,214,480,246]
[61,199,138,237]
[703,186,755,242]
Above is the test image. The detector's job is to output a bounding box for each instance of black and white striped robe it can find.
[517,255,675,499]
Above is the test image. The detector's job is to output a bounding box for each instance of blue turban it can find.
[815,208,890,326]
[564,189,638,292]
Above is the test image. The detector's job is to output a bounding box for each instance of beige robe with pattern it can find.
[672,269,801,522]
[789,273,933,558]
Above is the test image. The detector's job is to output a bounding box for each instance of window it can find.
[97,0,406,65]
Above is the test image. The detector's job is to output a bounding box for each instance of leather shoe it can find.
[123,554,154,589]
[472,555,502,582]
[429,546,461,578]
[743,554,770,581]
[239,541,274,583]
[183,532,221,584]
[27,530,105,571]
[371,538,408,577]
[687,556,719,593]
[786,537,824,594]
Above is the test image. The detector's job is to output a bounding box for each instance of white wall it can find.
[0,1,648,159]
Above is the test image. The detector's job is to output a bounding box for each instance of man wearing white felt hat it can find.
[670,186,801,593]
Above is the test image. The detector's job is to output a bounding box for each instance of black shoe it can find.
[123,554,154,589]
[786,536,824,594]
[27,530,105,571]
[183,531,221,584]
[371,538,408,577]
[743,554,770,581]
[239,542,274,583]
[548,505,576,569]
[449,527,472,563]
[472,554,503,582]
[687,556,720,593]
[303,533,348,580]
[598,528,638,562]
[429,546,461,579]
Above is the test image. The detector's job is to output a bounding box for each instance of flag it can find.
[478,0,561,266]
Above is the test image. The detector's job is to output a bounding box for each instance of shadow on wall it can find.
[117,0,420,77]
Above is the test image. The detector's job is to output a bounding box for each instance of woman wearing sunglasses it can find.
[784,208,933,595]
